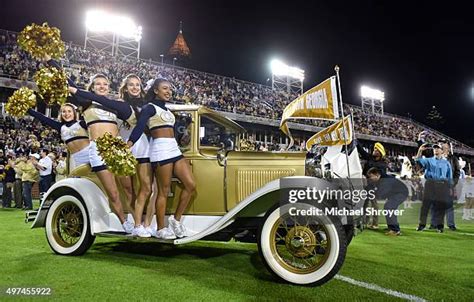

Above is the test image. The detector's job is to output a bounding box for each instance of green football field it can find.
[0,202,473,301]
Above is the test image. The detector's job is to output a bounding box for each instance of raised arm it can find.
[27,109,62,131]
[355,140,371,160]
[46,59,77,87]
[127,104,156,145]
[414,144,429,168]
[70,88,132,121]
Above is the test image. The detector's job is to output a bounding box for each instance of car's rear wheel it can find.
[45,195,95,255]
[258,203,347,286]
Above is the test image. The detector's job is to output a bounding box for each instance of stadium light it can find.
[360,85,385,101]
[86,10,142,41]
[270,59,305,80]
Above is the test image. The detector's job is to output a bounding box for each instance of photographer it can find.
[415,143,452,233]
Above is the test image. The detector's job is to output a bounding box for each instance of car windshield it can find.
[199,115,237,150]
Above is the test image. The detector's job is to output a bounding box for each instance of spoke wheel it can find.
[258,203,347,286]
[271,217,330,274]
[52,201,84,247]
[45,195,95,255]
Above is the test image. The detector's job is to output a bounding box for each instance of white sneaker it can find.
[132,225,151,238]
[122,220,134,234]
[168,215,186,238]
[154,227,176,240]
[145,226,157,237]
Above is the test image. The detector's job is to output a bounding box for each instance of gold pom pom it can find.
[96,133,137,176]
[40,129,50,138]
[17,22,65,60]
[34,67,68,106]
[31,141,41,149]
[5,87,37,117]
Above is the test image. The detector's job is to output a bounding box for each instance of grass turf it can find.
[0,201,473,301]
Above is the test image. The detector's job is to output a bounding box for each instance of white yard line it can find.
[335,274,428,302]
[457,232,474,236]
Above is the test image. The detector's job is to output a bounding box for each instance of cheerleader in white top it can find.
[128,78,196,239]
[27,104,89,168]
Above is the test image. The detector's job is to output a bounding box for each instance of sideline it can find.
[335,275,428,302]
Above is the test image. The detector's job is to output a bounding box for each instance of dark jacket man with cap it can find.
[356,140,388,229]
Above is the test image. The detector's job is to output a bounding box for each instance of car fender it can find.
[176,176,356,244]
[31,178,123,234]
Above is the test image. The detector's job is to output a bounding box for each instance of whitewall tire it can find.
[45,195,95,255]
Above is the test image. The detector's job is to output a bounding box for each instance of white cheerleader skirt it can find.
[89,140,107,172]
[70,145,90,170]
[150,137,183,166]
[130,134,150,164]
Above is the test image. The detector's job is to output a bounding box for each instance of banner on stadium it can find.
[305,115,352,150]
[280,76,340,138]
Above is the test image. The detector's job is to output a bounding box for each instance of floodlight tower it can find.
[84,10,142,59]
[270,59,304,95]
[360,85,385,115]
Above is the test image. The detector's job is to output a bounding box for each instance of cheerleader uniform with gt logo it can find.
[128,100,182,166]
[82,102,119,172]
[73,89,150,163]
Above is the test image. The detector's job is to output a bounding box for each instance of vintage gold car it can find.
[30,104,356,286]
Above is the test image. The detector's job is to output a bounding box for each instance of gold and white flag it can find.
[305,115,352,150]
[280,76,340,139]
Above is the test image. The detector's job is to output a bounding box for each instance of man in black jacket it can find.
[367,167,408,235]
[356,140,388,229]
[438,139,460,230]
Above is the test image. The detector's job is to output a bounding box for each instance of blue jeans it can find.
[446,206,455,227]
[39,175,52,194]
[384,193,405,232]
[2,182,13,208]
[22,181,33,209]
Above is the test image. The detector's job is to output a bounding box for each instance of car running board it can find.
[95,231,179,244]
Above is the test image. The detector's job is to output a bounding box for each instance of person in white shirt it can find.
[36,149,53,194]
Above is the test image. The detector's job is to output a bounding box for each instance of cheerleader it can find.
[27,104,89,168]
[71,74,134,233]
[127,78,196,239]
[68,74,152,237]
[44,57,134,233]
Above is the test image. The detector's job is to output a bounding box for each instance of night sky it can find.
[1,0,473,144]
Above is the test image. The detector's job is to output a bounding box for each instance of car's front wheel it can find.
[258,203,347,286]
[45,195,95,255]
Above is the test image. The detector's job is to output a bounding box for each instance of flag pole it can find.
[334,65,351,180]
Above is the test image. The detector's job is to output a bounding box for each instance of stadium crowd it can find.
[0,31,469,151]
[0,115,66,209]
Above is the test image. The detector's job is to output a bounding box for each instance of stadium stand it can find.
[0,28,473,163]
